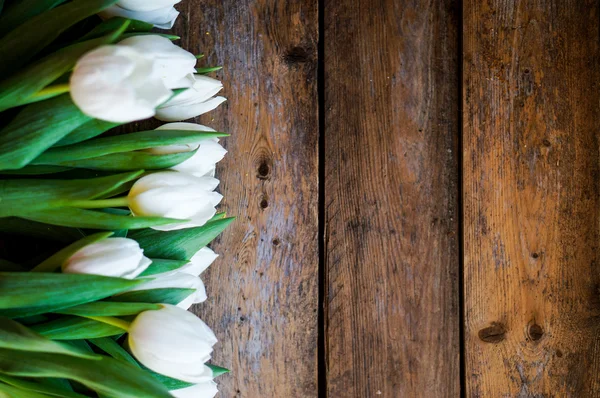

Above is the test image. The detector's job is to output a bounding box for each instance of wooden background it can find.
[174,0,600,396]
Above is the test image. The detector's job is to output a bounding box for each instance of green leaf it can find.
[0,348,173,398]
[0,382,55,397]
[0,165,73,175]
[32,232,113,272]
[0,317,98,359]
[0,171,142,217]
[34,129,228,163]
[148,371,193,390]
[0,272,144,318]
[78,17,153,42]
[208,364,230,377]
[31,317,124,340]
[0,0,119,76]
[88,337,139,367]
[0,0,68,37]
[54,120,120,147]
[138,259,189,277]
[46,150,197,171]
[131,217,235,261]
[0,217,84,243]
[0,375,86,398]
[20,207,183,230]
[0,31,127,112]
[110,288,195,305]
[56,302,160,317]
[0,95,91,170]
[196,66,223,74]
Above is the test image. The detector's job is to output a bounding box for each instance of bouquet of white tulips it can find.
[0,1,231,397]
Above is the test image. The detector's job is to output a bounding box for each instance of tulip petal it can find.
[156,96,227,122]
[170,381,218,398]
[118,0,181,12]
[99,5,179,29]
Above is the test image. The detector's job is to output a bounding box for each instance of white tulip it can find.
[156,75,226,122]
[128,305,217,383]
[70,45,172,123]
[128,171,222,231]
[126,273,207,309]
[147,123,227,177]
[119,36,197,89]
[62,238,151,279]
[99,1,182,29]
[171,381,218,398]
[181,247,219,276]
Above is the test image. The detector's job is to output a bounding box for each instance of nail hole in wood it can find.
[478,322,506,343]
[556,349,563,358]
[531,252,539,259]
[543,139,552,147]
[272,238,281,246]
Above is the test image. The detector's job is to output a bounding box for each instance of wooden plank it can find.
[324,1,461,396]
[172,1,319,396]
[463,1,600,396]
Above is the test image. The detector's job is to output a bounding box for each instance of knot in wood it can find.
[478,323,506,343]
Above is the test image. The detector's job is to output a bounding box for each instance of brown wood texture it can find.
[324,1,461,396]
[172,1,320,397]
[463,1,600,396]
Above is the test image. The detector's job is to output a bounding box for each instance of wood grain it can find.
[324,1,461,396]
[172,1,319,397]
[463,1,600,396]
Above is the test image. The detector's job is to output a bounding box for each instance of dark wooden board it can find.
[324,1,461,396]
[172,1,319,396]
[463,1,600,396]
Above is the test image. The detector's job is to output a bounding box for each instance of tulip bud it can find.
[119,36,197,89]
[128,305,217,383]
[155,75,226,122]
[62,238,151,279]
[99,0,182,29]
[126,273,207,309]
[171,381,218,398]
[128,171,222,231]
[147,123,227,177]
[70,45,172,123]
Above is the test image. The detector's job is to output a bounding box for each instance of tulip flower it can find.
[147,123,227,177]
[181,247,219,276]
[99,0,182,29]
[126,273,207,309]
[70,45,172,123]
[119,36,197,89]
[128,171,223,231]
[128,305,217,383]
[156,75,226,122]
[62,238,151,279]
[170,381,218,398]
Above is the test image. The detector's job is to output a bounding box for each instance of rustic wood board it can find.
[463,1,600,396]
[324,1,461,396]
[172,1,320,396]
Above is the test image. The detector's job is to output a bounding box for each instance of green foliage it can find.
[131,217,235,260]
[31,317,124,340]
[0,272,144,318]
[110,288,195,305]
[56,302,160,317]
[0,348,173,397]
[0,0,69,37]
[138,259,189,277]
[0,0,119,76]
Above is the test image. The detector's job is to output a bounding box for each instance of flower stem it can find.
[69,197,130,209]
[32,84,70,100]
[86,316,131,331]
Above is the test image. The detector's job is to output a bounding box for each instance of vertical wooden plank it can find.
[324,1,461,396]
[173,1,319,396]
[464,1,600,396]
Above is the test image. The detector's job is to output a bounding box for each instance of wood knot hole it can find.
[272,238,280,247]
[556,349,563,358]
[542,139,552,147]
[260,197,269,209]
[478,323,506,343]
[283,46,310,66]
[528,323,544,341]
[257,162,270,180]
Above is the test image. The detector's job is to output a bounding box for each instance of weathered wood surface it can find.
[463,1,600,396]
[324,1,461,396]
[173,1,320,397]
